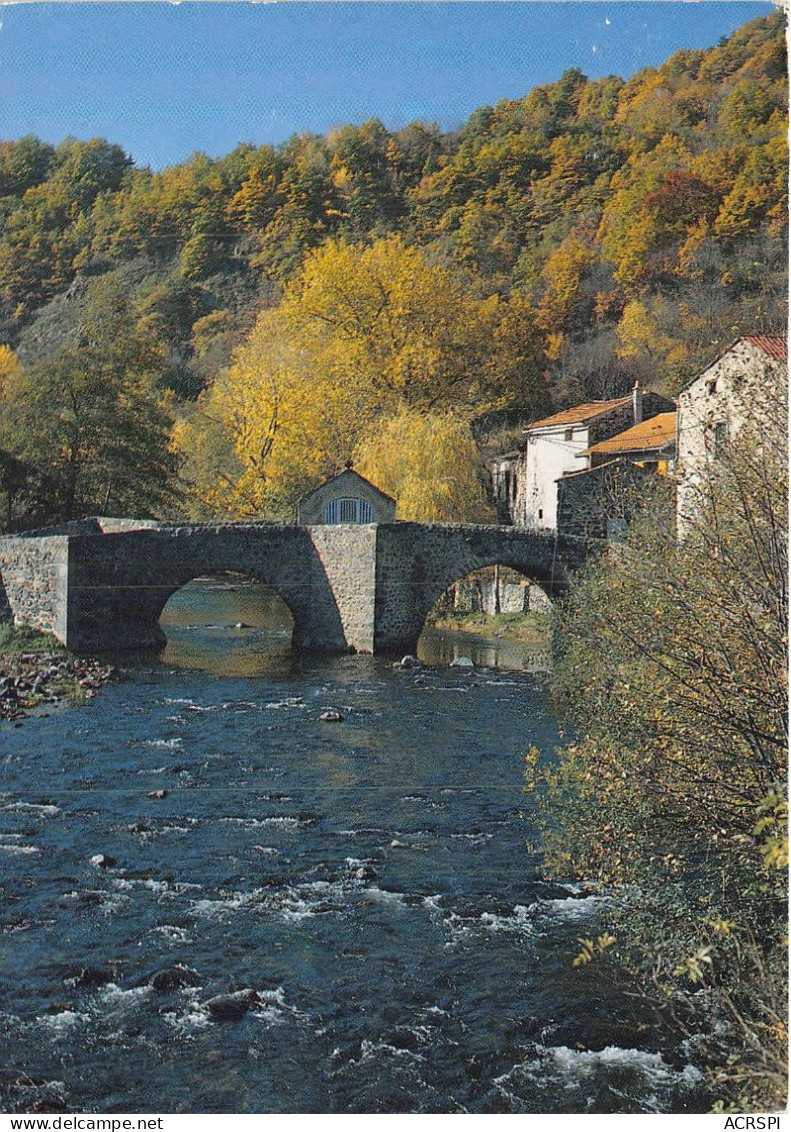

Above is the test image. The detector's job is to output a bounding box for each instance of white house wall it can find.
[522,428,589,530]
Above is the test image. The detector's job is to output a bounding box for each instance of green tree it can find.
[0,279,178,525]
[0,136,56,198]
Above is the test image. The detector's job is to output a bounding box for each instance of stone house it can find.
[556,459,659,542]
[579,411,677,473]
[296,464,396,525]
[675,336,787,537]
[517,384,674,531]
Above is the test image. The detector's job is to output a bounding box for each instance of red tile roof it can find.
[743,336,788,363]
[580,412,677,458]
[525,397,631,431]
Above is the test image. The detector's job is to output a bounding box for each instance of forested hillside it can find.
[0,11,786,527]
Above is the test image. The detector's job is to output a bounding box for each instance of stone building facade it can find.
[556,460,658,542]
[296,467,396,525]
[675,336,787,538]
[516,385,674,532]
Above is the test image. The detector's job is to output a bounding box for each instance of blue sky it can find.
[0,2,778,169]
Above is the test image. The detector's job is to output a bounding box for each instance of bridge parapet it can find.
[0,519,590,655]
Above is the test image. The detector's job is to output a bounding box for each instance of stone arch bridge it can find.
[0,518,588,655]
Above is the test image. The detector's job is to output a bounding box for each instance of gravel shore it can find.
[0,652,120,722]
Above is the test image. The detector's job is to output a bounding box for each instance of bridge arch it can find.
[157,572,295,673]
[372,524,573,655]
[65,525,348,653]
[426,563,550,621]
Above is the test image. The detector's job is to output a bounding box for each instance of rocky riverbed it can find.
[0,652,119,722]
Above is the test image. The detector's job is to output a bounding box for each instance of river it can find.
[0,580,709,1114]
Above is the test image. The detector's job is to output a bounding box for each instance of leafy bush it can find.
[527,417,787,1110]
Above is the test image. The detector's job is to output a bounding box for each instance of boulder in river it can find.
[150,965,201,993]
[89,853,116,868]
[204,988,260,1020]
[398,655,422,669]
[450,656,474,668]
[319,710,344,723]
[72,965,116,988]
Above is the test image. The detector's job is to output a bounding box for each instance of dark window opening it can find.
[323,497,374,524]
[713,420,728,460]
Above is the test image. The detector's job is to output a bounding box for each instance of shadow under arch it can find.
[158,572,296,677]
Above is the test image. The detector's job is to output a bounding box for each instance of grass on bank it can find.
[0,621,65,656]
[428,609,552,648]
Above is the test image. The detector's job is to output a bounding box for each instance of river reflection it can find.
[158,577,551,676]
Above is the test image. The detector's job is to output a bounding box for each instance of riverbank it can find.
[0,625,119,722]
[428,610,551,647]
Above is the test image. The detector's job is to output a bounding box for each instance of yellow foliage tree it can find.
[355,409,492,523]
[538,231,598,336]
[0,345,20,397]
[616,297,676,365]
[176,236,547,518]
[280,234,531,413]
[174,306,371,518]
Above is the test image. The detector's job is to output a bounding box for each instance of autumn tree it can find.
[528,409,788,1109]
[175,236,548,518]
[0,279,178,526]
[355,409,493,522]
[281,235,547,414]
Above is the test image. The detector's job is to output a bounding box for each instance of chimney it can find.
[632,381,643,424]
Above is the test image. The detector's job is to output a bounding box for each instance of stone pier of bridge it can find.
[0,518,584,656]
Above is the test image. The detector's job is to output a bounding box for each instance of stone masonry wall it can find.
[676,341,788,538]
[307,525,378,652]
[65,524,344,652]
[0,535,69,641]
[0,520,589,655]
[373,523,577,653]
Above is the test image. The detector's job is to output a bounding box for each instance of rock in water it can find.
[150,965,201,993]
[73,965,115,988]
[450,656,474,668]
[399,655,421,668]
[204,988,260,1020]
[89,853,116,868]
[320,710,344,722]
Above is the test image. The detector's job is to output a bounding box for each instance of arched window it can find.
[323,497,374,524]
